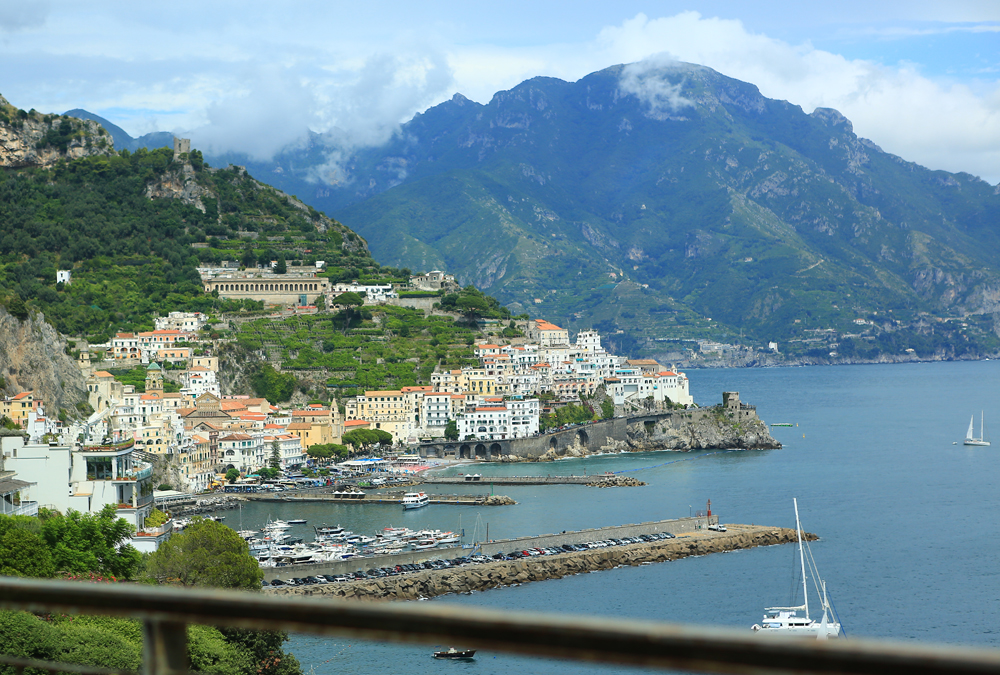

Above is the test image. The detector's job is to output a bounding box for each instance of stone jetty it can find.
[267,525,811,601]
[586,476,646,487]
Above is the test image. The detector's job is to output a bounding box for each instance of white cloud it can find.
[617,54,694,117]
[586,12,1000,183]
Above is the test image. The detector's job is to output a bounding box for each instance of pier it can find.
[250,490,506,507]
[420,475,598,485]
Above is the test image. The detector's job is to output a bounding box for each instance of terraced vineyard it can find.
[229,305,484,395]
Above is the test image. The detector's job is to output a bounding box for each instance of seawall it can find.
[266,524,811,600]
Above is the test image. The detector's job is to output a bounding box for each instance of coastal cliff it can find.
[268,525,810,601]
[0,308,87,414]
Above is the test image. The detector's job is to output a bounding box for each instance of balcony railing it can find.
[1,577,999,675]
[119,462,154,481]
[0,500,38,517]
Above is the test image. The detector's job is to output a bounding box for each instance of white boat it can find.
[964,412,990,446]
[402,492,430,509]
[412,538,438,550]
[436,531,460,545]
[315,524,344,536]
[751,499,842,639]
[287,519,307,525]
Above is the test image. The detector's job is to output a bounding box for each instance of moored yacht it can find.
[402,492,430,509]
[751,499,842,639]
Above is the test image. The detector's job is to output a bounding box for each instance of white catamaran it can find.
[964,412,990,446]
[751,499,842,639]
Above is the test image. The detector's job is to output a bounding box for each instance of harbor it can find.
[265,522,807,599]
[257,513,727,582]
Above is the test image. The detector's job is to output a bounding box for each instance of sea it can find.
[228,360,1000,673]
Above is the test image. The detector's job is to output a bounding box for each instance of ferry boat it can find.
[315,524,345,536]
[402,492,430,509]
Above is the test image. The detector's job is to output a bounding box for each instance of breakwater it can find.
[421,475,646,487]
[266,524,810,601]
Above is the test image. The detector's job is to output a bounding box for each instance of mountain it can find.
[207,62,1000,357]
[64,108,174,153]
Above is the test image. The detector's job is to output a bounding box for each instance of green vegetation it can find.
[0,145,378,342]
[146,518,263,590]
[539,403,596,432]
[226,303,486,394]
[342,428,394,450]
[0,505,142,580]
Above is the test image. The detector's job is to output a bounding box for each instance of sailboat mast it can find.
[794,498,809,620]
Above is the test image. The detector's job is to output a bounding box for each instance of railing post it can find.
[143,620,188,675]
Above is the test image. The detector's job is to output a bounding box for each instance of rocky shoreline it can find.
[266,525,812,601]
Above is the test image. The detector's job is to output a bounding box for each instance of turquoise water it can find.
[233,361,1000,673]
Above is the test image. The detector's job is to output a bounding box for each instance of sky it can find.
[1,1,998,183]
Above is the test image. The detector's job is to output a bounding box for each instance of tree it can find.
[332,292,364,334]
[226,468,240,483]
[444,419,459,441]
[146,518,263,590]
[41,504,142,579]
[269,441,281,472]
[0,516,55,577]
[274,255,287,274]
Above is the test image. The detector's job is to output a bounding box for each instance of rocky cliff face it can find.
[622,410,781,451]
[0,94,114,168]
[0,308,87,414]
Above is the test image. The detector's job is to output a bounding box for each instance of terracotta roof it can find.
[659,371,678,377]
[219,433,253,441]
[363,390,402,397]
[286,422,313,430]
[343,419,370,427]
[475,406,507,412]
[93,371,114,378]
[401,386,433,393]
[12,392,32,400]
[626,359,661,366]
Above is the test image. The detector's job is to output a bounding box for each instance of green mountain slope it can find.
[243,63,1000,353]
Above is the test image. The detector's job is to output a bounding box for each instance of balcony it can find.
[119,461,154,481]
[0,501,38,517]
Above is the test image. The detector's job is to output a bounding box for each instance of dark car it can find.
[269,578,285,586]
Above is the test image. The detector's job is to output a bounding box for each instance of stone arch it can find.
[490,443,502,458]
[443,444,456,457]
[459,444,471,459]
[549,436,558,450]
[475,443,487,459]
[577,429,589,448]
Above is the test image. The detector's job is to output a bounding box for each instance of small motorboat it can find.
[287,519,308,525]
[432,648,476,660]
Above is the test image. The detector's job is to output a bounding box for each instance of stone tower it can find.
[173,136,191,161]
[145,362,164,394]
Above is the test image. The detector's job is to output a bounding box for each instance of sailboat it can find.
[751,499,842,639]
[964,412,990,446]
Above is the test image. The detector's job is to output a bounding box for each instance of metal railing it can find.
[0,500,38,517]
[2,578,1000,675]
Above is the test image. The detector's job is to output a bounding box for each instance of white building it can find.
[155,311,207,332]
[2,436,154,530]
[458,405,510,441]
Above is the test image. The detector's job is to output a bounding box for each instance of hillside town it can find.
[1,310,693,536]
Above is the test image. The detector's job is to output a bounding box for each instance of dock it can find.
[421,475,600,486]
[250,490,497,506]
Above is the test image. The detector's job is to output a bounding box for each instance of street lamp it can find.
[689,505,692,518]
